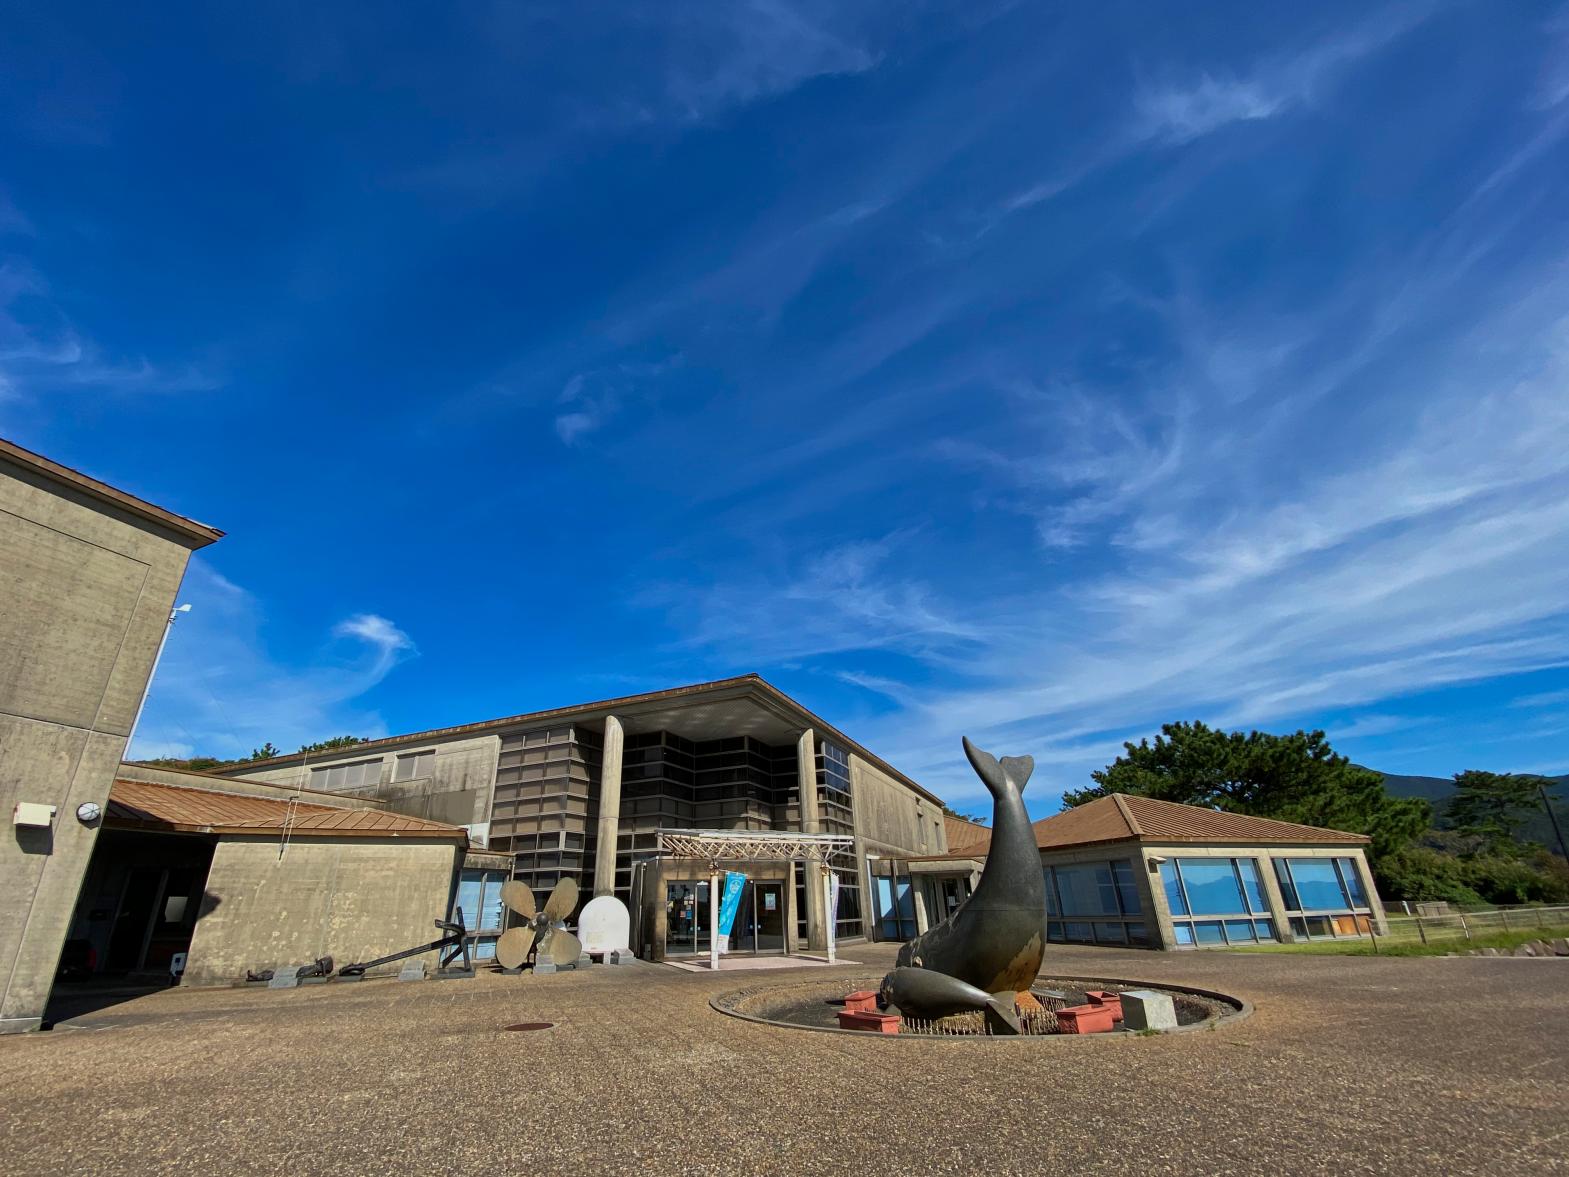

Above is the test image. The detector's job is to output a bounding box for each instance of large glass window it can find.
[1272,857,1374,940]
[451,868,507,960]
[1043,859,1144,946]
[1054,864,1122,916]
[1160,858,1277,948]
[873,873,917,940]
[1287,859,1345,910]
[1176,860,1246,914]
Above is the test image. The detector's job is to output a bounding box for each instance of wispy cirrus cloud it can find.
[647,142,1569,808]
[0,261,219,410]
[1000,4,1436,216]
[1133,3,1435,144]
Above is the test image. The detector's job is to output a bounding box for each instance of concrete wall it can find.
[0,453,211,1032]
[225,734,501,834]
[849,753,944,858]
[116,761,384,808]
[183,837,462,984]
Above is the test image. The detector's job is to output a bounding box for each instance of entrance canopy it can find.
[655,829,854,863]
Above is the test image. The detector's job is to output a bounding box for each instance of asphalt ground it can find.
[2,943,1565,1175]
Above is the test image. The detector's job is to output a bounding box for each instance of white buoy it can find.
[577,895,632,956]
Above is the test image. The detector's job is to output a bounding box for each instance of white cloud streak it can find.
[651,243,1569,804]
[0,261,219,411]
[128,561,418,760]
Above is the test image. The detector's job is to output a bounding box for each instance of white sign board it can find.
[577,895,632,954]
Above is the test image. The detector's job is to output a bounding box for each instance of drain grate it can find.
[503,1022,555,1032]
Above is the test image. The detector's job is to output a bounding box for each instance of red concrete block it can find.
[837,1010,901,1034]
[1084,990,1123,1020]
[842,990,880,1014]
[1055,1004,1115,1034]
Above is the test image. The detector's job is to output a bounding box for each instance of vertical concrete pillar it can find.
[1141,852,1180,951]
[1351,851,1388,935]
[1254,852,1296,943]
[593,715,623,897]
[797,728,828,951]
[912,877,931,935]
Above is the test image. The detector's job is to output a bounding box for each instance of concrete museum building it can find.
[222,675,951,961]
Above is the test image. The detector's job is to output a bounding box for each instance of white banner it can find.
[827,871,841,963]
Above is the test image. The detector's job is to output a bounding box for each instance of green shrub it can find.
[1374,846,1484,905]
[1376,845,1569,905]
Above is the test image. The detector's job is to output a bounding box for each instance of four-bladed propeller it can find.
[495,877,583,970]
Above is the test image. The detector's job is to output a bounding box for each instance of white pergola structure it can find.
[655,829,856,970]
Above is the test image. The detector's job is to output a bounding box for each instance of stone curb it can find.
[709,973,1253,1042]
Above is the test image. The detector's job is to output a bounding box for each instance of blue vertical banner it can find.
[716,871,746,951]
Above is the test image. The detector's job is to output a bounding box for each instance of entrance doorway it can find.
[106,864,206,973]
[734,881,785,954]
[664,879,711,957]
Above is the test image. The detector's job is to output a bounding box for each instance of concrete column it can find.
[797,729,828,951]
[592,715,624,897]
[1254,852,1297,943]
[912,877,931,935]
[1141,852,1180,951]
[1351,851,1388,935]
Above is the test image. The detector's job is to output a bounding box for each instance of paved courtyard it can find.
[2,943,1565,1175]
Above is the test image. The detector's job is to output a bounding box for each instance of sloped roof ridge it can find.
[1109,793,1143,837]
[1117,792,1370,841]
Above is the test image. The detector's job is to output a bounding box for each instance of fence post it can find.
[1535,907,1545,929]
[1500,908,1510,932]
[1415,916,1427,945]
[1459,911,1469,941]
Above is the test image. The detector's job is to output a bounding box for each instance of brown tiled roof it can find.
[106,778,467,841]
[944,813,990,851]
[1031,793,1370,849]
[909,793,1368,862]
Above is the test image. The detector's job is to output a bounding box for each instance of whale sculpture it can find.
[879,966,1021,1034]
[879,737,1046,1032]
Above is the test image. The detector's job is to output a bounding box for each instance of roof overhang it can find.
[1,436,222,548]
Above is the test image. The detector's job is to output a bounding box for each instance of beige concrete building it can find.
[900,793,1386,950]
[0,438,221,1033]
[67,765,474,985]
[222,676,946,960]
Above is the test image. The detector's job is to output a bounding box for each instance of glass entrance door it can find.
[665,880,710,957]
[753,882,785,953]
[728,881,785,955]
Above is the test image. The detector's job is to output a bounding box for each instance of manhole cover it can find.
[503,1022,555,1032]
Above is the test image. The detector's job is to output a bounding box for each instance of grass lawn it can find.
[1225,924,1569,957]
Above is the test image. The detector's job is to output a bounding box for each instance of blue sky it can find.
[4,2,1568,816]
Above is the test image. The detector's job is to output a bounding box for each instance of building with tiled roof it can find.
[61,764,498,987]
[891,793,1384,953]
[107,777,472,839]
[943,812,991,850]
[1030,793,1371,850]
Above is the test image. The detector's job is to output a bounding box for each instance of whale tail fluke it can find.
[984,991,1021,1035]
[962,737,1034,799]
